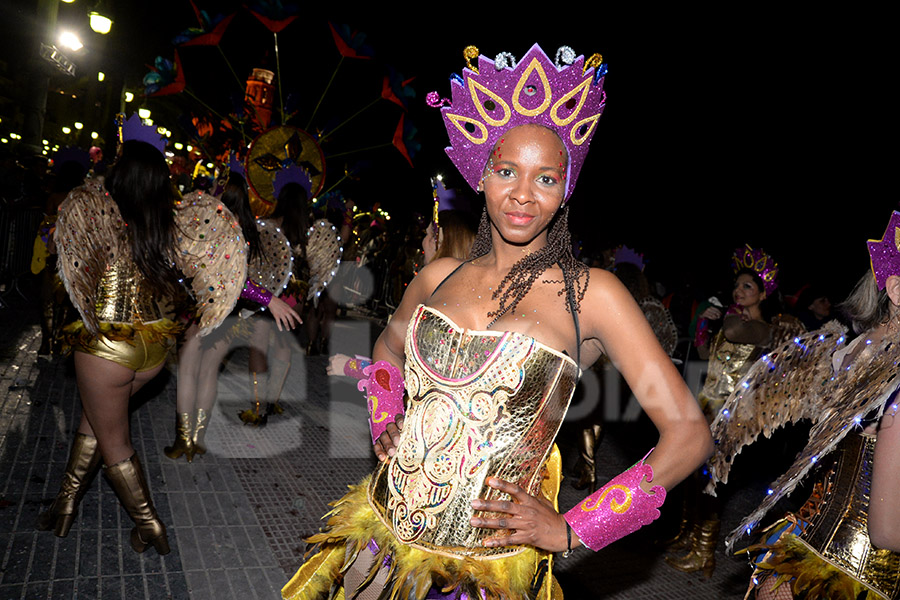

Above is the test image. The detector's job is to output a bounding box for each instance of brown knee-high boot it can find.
[104,454,170,555]
[36,433,102,537]
[192,408,210,455]
[164,412,195,462]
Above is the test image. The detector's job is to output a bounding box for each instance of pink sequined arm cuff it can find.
[357,360,405,444]
[564,450,666,552]
[343,356,373,380]
[240,279,272,306]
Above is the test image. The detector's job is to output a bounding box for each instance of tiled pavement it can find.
[1,303,792,599]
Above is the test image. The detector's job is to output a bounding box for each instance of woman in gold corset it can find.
[38,139,248,555]
[705,211,900,599]
[283,44,713,600]
[668,250,803,576]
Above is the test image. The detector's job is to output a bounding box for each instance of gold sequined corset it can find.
[367,305,579,559]
[94,254,162,324]
[698,331,762,420]
[798,432,900,599]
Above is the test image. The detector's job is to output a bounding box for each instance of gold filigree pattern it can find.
[368,305,579,558]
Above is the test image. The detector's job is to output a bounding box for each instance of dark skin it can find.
[373,125,711,553]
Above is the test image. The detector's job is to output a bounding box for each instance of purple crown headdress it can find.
[867,211,900,289]
[436,44,607,200]
[226,152,245,178]
[118,113,167,155]
[613,245,646,272]
[273,166,312,201]
[732,244,779,296]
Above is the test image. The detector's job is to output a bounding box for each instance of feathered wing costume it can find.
[249,218,293,297]
[305,219,341,305]
[706,321,900,599]
[56,180,248,341]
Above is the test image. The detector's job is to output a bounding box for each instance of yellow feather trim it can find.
[284,447,565,600]
[742,533,889,600]
[62,319,183,351]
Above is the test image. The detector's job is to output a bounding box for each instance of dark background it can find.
[1,3,892,303]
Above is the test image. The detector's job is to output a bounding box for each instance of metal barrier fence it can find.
[0,206,44,302]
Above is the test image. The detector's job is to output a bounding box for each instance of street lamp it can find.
[89,12,113,35]
[97,71,105,82]
[124,91,134,103]
[62,126,71,134]
[138,108,151,119]
[74,121,84,130]
[58,31,83,52]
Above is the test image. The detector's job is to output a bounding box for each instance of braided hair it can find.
[469,204,589,327]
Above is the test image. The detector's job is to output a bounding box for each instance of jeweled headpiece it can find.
[732,244,778,296]
[117,113,167,155]
[867,211,900,289]
[436,43,607,200]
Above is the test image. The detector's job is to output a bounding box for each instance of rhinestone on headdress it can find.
[438,43,607,200]
[732,244,779,295]
[867,210,900,290]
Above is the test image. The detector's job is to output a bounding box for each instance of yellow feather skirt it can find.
[283,447,565,600]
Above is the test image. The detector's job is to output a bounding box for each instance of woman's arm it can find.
[586,270,713,490]
[869,402,900,551]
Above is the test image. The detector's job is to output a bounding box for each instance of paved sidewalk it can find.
[1,308,780,599]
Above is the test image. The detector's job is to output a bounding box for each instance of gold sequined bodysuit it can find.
[283,304,579,600]
[368,304,580,558]
[751,433,900,599]
[66,254,175,372]
[698,330,762,423]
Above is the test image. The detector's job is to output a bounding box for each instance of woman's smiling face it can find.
[480,125,567,247]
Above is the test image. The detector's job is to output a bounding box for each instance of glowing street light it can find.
[58,31,83,52]
[74,122,83,129]
[174,142,184,150]
[138,108,151,119]
[91,132,99,139]
[97,72,105,82]
[62,126,71,134]
[124,92,134,103]
[89,12,113,35]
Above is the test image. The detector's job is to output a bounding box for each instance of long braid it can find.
[469,205,589,327]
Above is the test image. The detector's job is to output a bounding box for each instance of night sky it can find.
[1,3,891,304]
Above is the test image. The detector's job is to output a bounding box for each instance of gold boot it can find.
[665,518,720,578]
[240,371,266,426]
[573,424,602,492]
[163,412,195,462]
[192,408,210,455]
[104,454,170,555]
[36,433,102,537]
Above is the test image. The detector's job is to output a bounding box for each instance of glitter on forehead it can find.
[867,211,900,290]
[440,44,606,200]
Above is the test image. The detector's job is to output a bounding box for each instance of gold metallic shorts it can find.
[65,320,179,372]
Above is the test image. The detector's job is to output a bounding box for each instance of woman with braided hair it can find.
[283,45,712,600]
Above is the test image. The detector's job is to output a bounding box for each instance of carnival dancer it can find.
[282,44,712,600]
[665,245,804,576]
[37,130,248,554]
[167,170,301,458]
[705,212,900,599]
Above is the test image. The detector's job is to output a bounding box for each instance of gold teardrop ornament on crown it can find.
[550,76,593,127]
[468,79,511,127]
[512,58,552,117]
[446,114,490,145]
